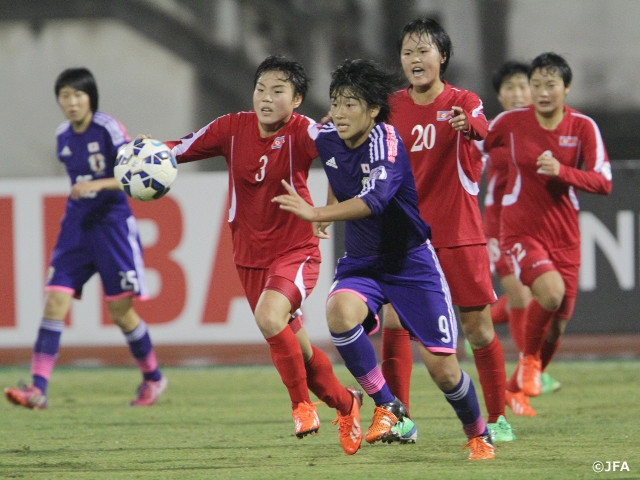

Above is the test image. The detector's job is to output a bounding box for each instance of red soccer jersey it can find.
[165,111,320,268]
[484,105,612,251]
[389,83,488,248]
[476,125,512,241]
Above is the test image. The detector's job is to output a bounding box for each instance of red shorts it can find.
[435,244,497,308]
[487,236,515,279]
[502,235,579,318]
[236,249,320,315]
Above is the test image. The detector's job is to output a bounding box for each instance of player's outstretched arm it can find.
[273,180,371,223]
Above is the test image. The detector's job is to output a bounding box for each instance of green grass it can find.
[1,361,638,480]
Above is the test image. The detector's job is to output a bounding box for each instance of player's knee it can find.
[537,290,564,311]
[431,366,461,391]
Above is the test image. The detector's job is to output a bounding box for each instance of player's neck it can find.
[71,112,93,133]
[258,115,292,138]
[409,80,445,105]
[535,106,565,130]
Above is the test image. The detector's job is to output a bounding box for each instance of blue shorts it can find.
[46,214,148,301]
[329,242,457,353]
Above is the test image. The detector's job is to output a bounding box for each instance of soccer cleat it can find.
[541,372,562,394]
[487,415,516,442]
[463,434,496,460]
[292,401,320,439]
[4,381,47,409]
[332,387,363,455]
[383,417,418,444]
[517,354,542,397]
[505,390,537,417]
[365,396,407,444]
[129,375,168,407]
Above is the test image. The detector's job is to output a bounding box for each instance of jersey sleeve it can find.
[462,91,488,140]
[165,114,231,164]
[556,116,612,195]
[357,124,402,216]
[483,110,510,152]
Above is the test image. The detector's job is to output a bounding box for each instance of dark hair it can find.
[54,67,99,112]
[491,60,530,93]
[397,17,453,76]
[529,52,572,86]
[329,59,397,123]
[254,55,309,101]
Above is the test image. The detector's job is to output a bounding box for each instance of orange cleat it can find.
[129,376,168,406]
[5,382,47,409]
[365,397,406,444]
[463,435,496,460]
[505,389,537,417]
[332,387,363,455]
[517,354,542,397]
[292,401,320,439]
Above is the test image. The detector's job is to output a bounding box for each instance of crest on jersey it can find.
[271,136,286,149]
[361,164,370,173]
[559,136,578,147]
[437,111,453,121]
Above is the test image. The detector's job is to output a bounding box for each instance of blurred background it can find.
[1,0,638,364]
[2,0,639,177]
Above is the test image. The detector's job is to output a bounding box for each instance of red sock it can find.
[508,307,526,352]
[305,345,353,415]
[381,327,413,416]
[523,301,555,357]
[490,294,509,324]
[540,339,560,371]
[266,328,310,409]
[472,334,506,423]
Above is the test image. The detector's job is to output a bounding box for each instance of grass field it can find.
[1,360,638,480]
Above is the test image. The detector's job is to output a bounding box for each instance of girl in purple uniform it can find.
[273,59,494,460]
[5,68,166,409]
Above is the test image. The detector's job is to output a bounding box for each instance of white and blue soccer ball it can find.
[115,138,178,201]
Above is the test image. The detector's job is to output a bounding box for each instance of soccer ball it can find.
[115,138,178,201]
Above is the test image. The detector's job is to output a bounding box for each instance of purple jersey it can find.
[315,122,430,261]
[316,123,455,352]
[56,111,131,223]
[48,112,147,300]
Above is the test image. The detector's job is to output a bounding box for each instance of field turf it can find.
[1,360,638,479]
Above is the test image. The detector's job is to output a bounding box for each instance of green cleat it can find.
[487,415,516,442]
[383,417,418,444]
[541,372,562,394]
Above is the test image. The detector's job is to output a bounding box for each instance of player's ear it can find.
[292,93,303,109]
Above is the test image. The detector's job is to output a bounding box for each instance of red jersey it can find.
[166,111,320,268]
[476,123,512,241]
[484,105,612,251]
[389,83,488,248]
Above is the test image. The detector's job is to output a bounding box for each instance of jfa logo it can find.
[592,460,630,472]
[271,136,285,149]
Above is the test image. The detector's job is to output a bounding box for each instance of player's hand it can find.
[70,181,98,199]
[313,221,331,239]
[320,112,333,125]
[536,150,560,176]
[449,106,468,132]
[272,180,317,222]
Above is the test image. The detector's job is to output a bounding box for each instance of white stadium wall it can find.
[1,164,638,366]
[0,171,335,360]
